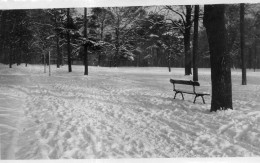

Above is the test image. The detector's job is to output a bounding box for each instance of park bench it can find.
[170,79,210,104]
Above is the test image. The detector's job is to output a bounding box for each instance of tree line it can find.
[0,5,259,71]
[0,4,260,111]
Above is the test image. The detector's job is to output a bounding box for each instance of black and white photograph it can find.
[0,0,260,161]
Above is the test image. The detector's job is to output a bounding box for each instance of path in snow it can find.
[1,64,260,159]
[0,67,31,159]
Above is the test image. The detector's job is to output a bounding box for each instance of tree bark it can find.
[184,5,192,75]
[240,3,247,85]
[204,4,233,111]
[193,5,199,81]
[67,8,72,72]
[84,7,88,75]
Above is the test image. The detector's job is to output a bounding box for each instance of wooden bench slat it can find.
[175,89,194,94]
[196,92,210,96]
[175,90,210,95]
[170,79,200,86]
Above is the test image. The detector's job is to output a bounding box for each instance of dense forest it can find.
[0,4,259,70]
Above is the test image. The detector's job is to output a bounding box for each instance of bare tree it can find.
[240,3,247,85]
[165,5,192,75]
[108,7,146,67]
[84,8,88,75]
[67,8,72,72]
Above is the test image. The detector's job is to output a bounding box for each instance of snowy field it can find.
[0,63,260,159]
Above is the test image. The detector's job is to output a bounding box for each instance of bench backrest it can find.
[170,79,200,86]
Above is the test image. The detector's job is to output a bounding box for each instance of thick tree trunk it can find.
[184,5,192,75]
[84,7,88,75]
[240,3,247,85]
[67,8,72,72]
[204,4,233,112]
[193,5,199,81]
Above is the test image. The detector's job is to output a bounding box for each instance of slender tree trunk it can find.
[44,54,46,73]
[54,11,61,68]
[9,46,12,68]
[67,8,72,72]
[98,20,104,67]
[254,40,257,72]
[240,3,247,85]
[61,48,64,66]
[248,47,252,69]
[98,54,101,67]
[114,14,120,67]
[204,4,233,112]
[56,35,60,68]
[25,53,28,67]
[1,45,5,63]
[17,40,22,66]
[16,53,19,66]
[157,48,160,66]
[193,5,199,81]
[138,52,141,67]
[168,52,171,72]
[115,27,119,67]
[185,5,192,75]
[49,51,51,76]
[110,55,112,67]
[84,7,88,75]
[0,13,5,62]
[16,47,19,66]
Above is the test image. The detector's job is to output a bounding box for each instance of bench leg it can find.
[174,92,177,99]
[173,92,184,100]
[201,96,205,104]
[193,95,198,103]
[181,92,184,100]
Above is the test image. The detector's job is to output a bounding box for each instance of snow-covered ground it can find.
[0,64,260,159]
